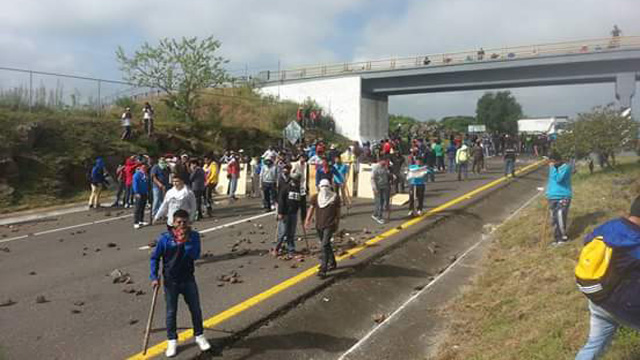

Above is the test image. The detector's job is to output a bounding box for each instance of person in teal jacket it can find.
[546,152,573,245]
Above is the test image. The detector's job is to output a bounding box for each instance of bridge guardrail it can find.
[258,36,640,83]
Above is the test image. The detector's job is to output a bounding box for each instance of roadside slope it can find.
[436,158,640,360]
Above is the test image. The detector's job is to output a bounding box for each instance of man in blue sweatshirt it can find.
[88,157,108,209]
[546,152,573,245]
[132,164,149,229]
[407,158,427,217]
[575,196,640,360]
[150,209,211,357]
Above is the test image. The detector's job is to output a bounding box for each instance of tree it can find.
[552,104,638,165]
[440,116,476,133]
[116,36,229,121]
[475,91,522,134]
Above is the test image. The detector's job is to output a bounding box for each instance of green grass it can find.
[436,157,640,360]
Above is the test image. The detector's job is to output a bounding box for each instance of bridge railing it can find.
[257,36,640,83]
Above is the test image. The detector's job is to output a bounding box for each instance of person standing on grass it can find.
[504,141,517,178]
[305,179,340,279]
[371,157,391,224]
[150,209,211,358]
[88,157,109,209]
[154,177,197,228]
[189,160,206,221]
[575,196,640,360]
[546,152,573,245]
[142,102,154,136]
[150,157,170,218]
[121,107,132,140]
[456,143,470,181]
[132,163,149,229]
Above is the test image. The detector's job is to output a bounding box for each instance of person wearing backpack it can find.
[575,196,640,360]
[546,152,573,245]
[455,143,470,181]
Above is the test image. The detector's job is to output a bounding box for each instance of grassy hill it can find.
[435,158,640,360]
[0,87,349,212]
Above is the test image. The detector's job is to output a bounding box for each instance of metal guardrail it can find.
[257,36,640,83]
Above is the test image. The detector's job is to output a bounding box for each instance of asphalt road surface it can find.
[0,158,544,360]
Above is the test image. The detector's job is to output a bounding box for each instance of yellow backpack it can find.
[575,236,619,302]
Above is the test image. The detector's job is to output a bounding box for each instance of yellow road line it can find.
[128,159,545,359]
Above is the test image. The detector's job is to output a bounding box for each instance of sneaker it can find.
[417,210,423,216]
[125,204,131,209]
[195,335,211,351]
[165,339,178,357]
[140,222,149,226]
[133,223,141,229]
[371,215,379,222]
[408,211,415,217]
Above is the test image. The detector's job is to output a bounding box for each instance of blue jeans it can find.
[447,157,456,173]
[152,186,164,217]
[262,183,275,209]
[164,280,204,340]
[229,175,238,198]
[505,158,515,176]
[374,187,390,219]
[575,301,620,360]
[276,213,297,255]
[457,162,468,180]
[549,198,571,242]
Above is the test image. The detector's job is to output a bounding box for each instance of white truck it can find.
[517,117,568,135]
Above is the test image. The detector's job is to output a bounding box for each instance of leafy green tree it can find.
[552,104,638,165]
[475,91,522,134]
[116,36,229,121]
[440,116,476,133]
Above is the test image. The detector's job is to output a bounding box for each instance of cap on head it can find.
[319,179,331,188]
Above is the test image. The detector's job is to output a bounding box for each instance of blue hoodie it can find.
[150,230,201,282]
[132,169,149,195]
[584,218,640,326]
[90,157,106,184]
[546,163,572,199]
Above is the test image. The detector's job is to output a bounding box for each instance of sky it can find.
[0,0,638,119]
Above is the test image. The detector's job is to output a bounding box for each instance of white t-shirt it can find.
[143,107,153,120]
[121,112,131,127]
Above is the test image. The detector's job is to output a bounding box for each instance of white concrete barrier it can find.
[215,163,248,196]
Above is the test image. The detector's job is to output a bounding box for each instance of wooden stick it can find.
[539,200,550,247]
[142,284,160,355]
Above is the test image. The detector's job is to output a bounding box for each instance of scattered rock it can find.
[448,255,457,263]
[135,290,146,296]
[82,253,87,256]
[290,263,298,269]
[128,319,139,325]
[71,309,81,314]
[29,271,37,275]
[0,299,16,307]
[106,242,117,248]
[95,248,101,252]
[73,301,85,307]
[217,283,225,287]
[238,265,244,269]
[414,285,425,291]
[83,247,89,251]
[273,265,279,269]
[123,288,136,294]
[110,269,131,284]
[58,238,64,242]
[373,313,387,323]
[363,228,372,234]
[35,295,48,304]
[0,247,10,253]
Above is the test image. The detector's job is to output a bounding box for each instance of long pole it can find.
[142,284,160,355]
[29,71,33,111]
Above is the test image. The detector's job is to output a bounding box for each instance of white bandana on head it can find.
[317,179,336,208]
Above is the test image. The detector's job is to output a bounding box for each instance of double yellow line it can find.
[128,160,545,359]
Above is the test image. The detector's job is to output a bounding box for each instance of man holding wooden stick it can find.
[149,209,211,357]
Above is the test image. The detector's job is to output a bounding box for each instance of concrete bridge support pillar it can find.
[616,73,636,109]
[260,76,388,143]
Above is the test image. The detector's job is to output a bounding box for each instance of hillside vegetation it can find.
[0,87,347,212]
[436,158,640,360]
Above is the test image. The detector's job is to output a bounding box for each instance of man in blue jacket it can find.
[132,164,149,229]
[88,157,109,209]
[150,209,211,357]
[407,158,427,217]
[575,196,640,360]
[546,152,573,245]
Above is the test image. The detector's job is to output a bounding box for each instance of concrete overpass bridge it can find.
[258,37,640,142]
